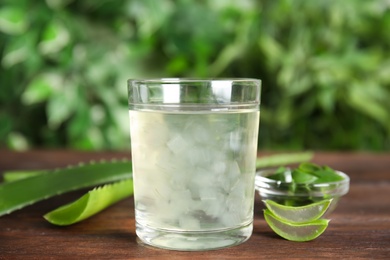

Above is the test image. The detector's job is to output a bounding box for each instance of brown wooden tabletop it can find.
[0,150,389,259]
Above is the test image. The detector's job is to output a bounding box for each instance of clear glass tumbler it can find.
[128,78,261,251]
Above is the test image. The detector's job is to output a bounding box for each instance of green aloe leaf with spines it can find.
[44,178,134,226]
[255,152,313,169]
[0,159,132,216]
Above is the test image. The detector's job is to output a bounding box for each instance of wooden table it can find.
[0,150,389,259]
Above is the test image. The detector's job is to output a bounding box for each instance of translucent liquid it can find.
[129,110,259,250]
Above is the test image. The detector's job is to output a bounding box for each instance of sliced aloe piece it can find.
[297,162,322,174]
[0,159,132,216]
[267,167,292,182]
[264,209,329,242]
[263,199,332,223]
[313,169,345,183]
[291,169,318,184]
[297,163,344,183]
[44,178,134,225]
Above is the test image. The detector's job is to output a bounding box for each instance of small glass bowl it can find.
[255,168,350,214]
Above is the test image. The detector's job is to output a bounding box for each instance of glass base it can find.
[136,222,253,251]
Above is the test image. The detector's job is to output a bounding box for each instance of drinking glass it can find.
[128,78,261,251]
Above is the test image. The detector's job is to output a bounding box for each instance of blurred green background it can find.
[0,0,389,151]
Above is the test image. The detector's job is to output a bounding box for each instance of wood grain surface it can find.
[0,150,389,259]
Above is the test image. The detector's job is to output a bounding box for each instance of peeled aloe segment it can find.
[264,209,329,242]
[263,199,332,223]
[44,178,134,226]
[0,159,132,216]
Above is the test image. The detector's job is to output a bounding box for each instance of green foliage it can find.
[0,0,389,150]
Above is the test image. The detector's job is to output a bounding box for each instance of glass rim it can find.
[128,77,261,110]
[128,78,261,84]
[255,169,350,187]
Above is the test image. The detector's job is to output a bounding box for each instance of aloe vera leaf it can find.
[0,159,132,217]
[44,178,134,226]
[3,170,46,182]
[256,152,314,169]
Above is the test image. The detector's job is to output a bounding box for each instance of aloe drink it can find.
[128,78,261,251]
